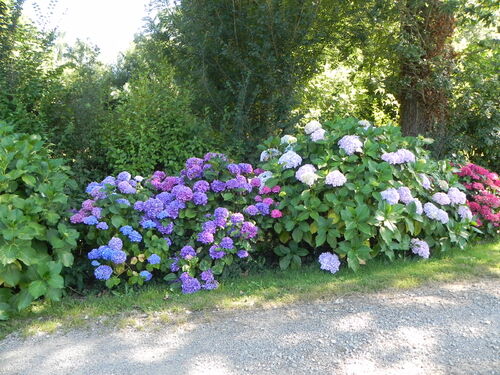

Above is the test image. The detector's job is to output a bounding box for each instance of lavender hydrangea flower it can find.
[193,180,210,193]
[170,257,180,272]
[432,192,451,206]
[180,273,201,294]
[108,237,123,251]
[209,246,226,259]
[102,176,116,185]
[244,205,259,216]
[319,252,341,274]
[419,174,432,189]
[295,164,319,186]
[338,135,362,155]
[94,265,113,280]
[202,221,217,234]
[83,215,98,225]
[325,170,347,187]
[410,239,430,259]
[407,198,423,215]
[381,152,401,165]
[117,171,131,181]
[436,209,449,224]
[447,187,466,205]
[397,187,413,204]
[236,250,249,258]
[156,192,175,205]
[157,222,174,235]
[238,163,253,174]
[423,202,439,219]
[278,150,303,169]
[304,120,322,135]
[241,222,258,239]
[211,180,226,193]
[201,269,214,282]
[117,181,136,194]
[143,198,164,218]
[380,188,400,205]
[396,149,416,163]
[230,213,245,224]
[193,192,208,206]
[91,207,102,219]
[310,128,326,142]
[197,231,214,244]
[458,206,473,220]
[96,222,109,230]
[214,207,229,219]
[147,254,161,265]
[140,270,152,281]
[82,199,94,211]
[115,198,130,206]
[181,245,196,259]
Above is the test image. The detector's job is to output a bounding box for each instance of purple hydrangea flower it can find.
[193,180,210,193]
[244,205,259,216]
[209,246,226,259]
[140,270,152,281]
[380,188,400,205]
[197,231,214,244]
[134,201,144,211]
[338,135,362,155]
[82,199,94,211]
[432,192,451,206]
[214,207,229,219]
[157,222,174,235]
[423,202,439,219]
[381,152,401,165]
[170,257,180,272]
[230,213,245,224]
[172,185,193,202]
[211,180,226,193]
[117,171,131,181]
[396,149,416,163]
[117,181,136,194]
[227,163,241,175]
[407,198,423,215]
[410,239,430,259]
[214,217,227,228]
[91,207,102,219]
[70,212,85,224]
[148,254,161,265]
[202,221,217,234]
[256,202,270,215]
[220,237,234,249]
[85,182,100,194]
[325,170,346,187]
[241,222,258,239]
[94,265,113,280]
[447,187,466,205]
[238,163,253,174]
[181,245,196,259]
[193,192,208,206]
[156,192,175,205]
[201,269,214,282]
[108,237,123,251]
[180,273,201,294]
[143,198,164,218]
[96,222,109,230]
[419,174,432,190]
[319,252,341,274]
[236,250,249,258]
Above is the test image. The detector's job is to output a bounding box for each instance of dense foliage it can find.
[0,123,78,319]
[258,118,475,271]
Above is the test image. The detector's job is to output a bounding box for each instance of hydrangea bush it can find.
[0,124,79,319]
[71,154,280,293]
[258,118,474,272]
[456,163,500,234]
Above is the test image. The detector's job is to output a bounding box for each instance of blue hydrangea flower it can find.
[139,270,152,281]
[214,207,229,219]
[94,265,113,280]
[96,222,109,230]
[85,182,100,194]
[255,202,270,215]
[141,220,157,229]
[120,225,133,235]
[91,260,100,267]
[83,215,99,225]
[115,198,131,206]
[129,230,142,242]
[170,257,180,272]
[110,250,127,264]
[148,254,161,265]
[108,237,123,251]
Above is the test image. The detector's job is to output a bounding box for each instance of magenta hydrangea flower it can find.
[271,209,283,218]
[410,239,430,259]
[319,252,341,274]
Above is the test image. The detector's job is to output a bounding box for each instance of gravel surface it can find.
[1,278,499,375]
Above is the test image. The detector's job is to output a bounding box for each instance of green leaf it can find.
[163,273,178,282]
[28,280,47,299]
[292,228,303,242]
[47,274,64,289]
[279,254,292,270]
[1,264,22,286]
[111,215,124,228]
[315,232,326,247]
[13,289,33,311]
[21,175,36,187]
[59,252,74,267]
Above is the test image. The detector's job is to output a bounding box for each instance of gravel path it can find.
[1,278,499,375]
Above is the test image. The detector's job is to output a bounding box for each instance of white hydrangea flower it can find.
[358,119,371,129]
[278,150,302,169]
[310,128,326,142]
[260,148,281,162]
[295,164,319,186]
[304,120,322,135]
[280,135,297,145]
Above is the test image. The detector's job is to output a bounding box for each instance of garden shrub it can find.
[70,154,280,293]
[0,123,79,319]
[456,163,499,235]
[257,118,475,272]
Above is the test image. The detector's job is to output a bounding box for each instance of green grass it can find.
[1,240,498,339]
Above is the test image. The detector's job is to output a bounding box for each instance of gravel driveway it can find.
[1,278,499,375]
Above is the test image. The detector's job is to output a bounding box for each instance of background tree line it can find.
[0,0,498,186]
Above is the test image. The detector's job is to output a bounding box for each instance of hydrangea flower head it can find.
[278,150,303,169]
[115,198,131,206]
[117,171,131,181]
[380,188,400,205]
[271,209,283,218]
[96,222,109,230]
[304,120,322,135]
[310,128,326,142]
[108,237,123,251]
[358,119,371,129]
[423,202,439,219]
[338,135,363,155]
[230,213,245,224]
[70,213,85,224]
[419,174,432,190]
[128,230,142,242]
[193,180,210,193]
[83,215,98,225]
[281,135,297,145]
[181,245,196,259]
[140,270,152,281]
[407,198,423,215]
[447,187,466,205]
[180,273,201,294]
[458,206,473,220]
[227,164,241,175]
[193,192,208,206]
[436,209,449,224]
[117,181,136,194]
[120,225,133,235]
[110,250,127,264]
[197,231,214,244]
[211,180,226,193]
[148,254,161,265]
[209,245,225,259]
[295,164,319,186]
[241,221,258,238]
[172,185,193,202]
[325,170,347,187]
[94,265,113,280]
[220,237,234,249]
[410,239,430,259]
[237,250,249,258]
[319,252,341,274]
[432,192,451,206]
[260,148,281,162]
[396,149,416,163]
[381,152,401,165]
[397,187,413,204]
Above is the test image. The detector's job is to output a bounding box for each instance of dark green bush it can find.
[0,123,79,319]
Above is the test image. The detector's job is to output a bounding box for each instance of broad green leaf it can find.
[28,280,47,299]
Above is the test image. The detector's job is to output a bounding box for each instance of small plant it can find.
[0,123,79,319]
[258,118,475,272]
